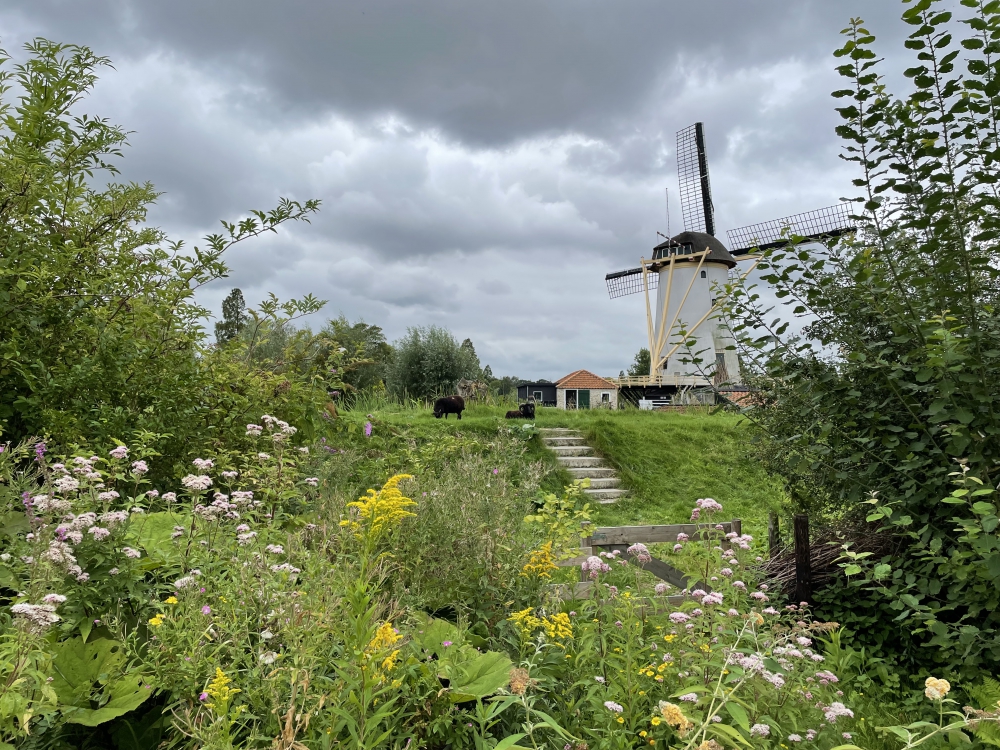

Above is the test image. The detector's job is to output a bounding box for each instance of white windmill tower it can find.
[605,122,854,402]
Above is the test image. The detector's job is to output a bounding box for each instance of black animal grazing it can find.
[433,395,465,420]
[505,403,536,419]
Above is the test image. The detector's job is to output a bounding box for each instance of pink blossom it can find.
[265,544,284,554]
[581,556,610,579]
[246,424,263,436]
[603,701,623,713]
[122,547,141,559]
[97,491,120,502]
[87,527,111,541]
[669,612,690,623]
[654,582,671,595]
[109,446,128,460]
[192,458,214,471]
[673,544,683,552]
[696,498,723,513]
[750,724,770,737]
[42,594,66,605]
[222,470,239,480]
[305,477,319,487]
[201,606,211,615]
[702,592,724,606]
[823,702,854,723]
[131,460,149,475]
[53,476,80,493]
[676,533,689,542]
[627,542,651,564]
[162,492,177,503]
[732,581,746,590]
[679,693,698,702]
[720,567,733,577]
[181,475,212,491]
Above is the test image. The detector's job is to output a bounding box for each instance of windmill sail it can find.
[606,267,659,299]
[726,204,854,256]
[676,123,715,236]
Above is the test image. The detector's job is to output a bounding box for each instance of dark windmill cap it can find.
[653,231,737,269]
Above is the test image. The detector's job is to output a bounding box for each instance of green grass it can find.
[340,402,786,536]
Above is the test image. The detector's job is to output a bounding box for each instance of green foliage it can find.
[0,39,332,474]
[627,347,651,378]
[50,638,151,726]
[387,326,481,400]
[323,315,394,395]
[524,480,593,558]
[728,0,1000,675]
[215,288,248,346]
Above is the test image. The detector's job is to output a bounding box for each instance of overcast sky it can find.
[1,1,911,379]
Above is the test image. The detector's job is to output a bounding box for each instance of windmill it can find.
[605,122,853,400]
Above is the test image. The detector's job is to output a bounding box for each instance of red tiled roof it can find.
[556,370,618,390]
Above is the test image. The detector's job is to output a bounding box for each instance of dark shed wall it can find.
[517,383,557,405]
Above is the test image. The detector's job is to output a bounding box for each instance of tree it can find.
[322,315,393,393]
[460,338,483,380]
[387,327,480,400]
[627,347,651,377]
[215,288,248,345]
[728,2,1000,676]
[0,39,329,473]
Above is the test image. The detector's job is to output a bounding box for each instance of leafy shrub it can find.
[728,0,1000,676]
[0,39,337,475]
[387,326,481,400]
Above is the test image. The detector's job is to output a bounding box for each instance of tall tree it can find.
[388,327,480,399]
[627,347,651,377]
[215,288,248,345]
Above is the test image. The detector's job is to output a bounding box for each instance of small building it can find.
[517,382,557,407]
[556,370,619,410]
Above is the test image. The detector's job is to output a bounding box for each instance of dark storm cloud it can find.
[0,1,923,378]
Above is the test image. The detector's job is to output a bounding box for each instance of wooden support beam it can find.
[655,248,709,373]
[768,512,779,557]
[794,514,811,603]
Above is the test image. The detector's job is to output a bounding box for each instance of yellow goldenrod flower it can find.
[205,667,240,709]
[542,612,573,641]
[365,622,402,683]
[664,634,676,642]
[509,608,543,639]
[148,613,165,627]
[521,541,559,579]
[700,643,710,652]
[343,475,416,541]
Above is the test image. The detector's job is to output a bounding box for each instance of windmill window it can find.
[700,270,707,278]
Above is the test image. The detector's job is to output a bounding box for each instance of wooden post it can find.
[768,512,779,556]
[732,518,742,538]
[793,514,810,603]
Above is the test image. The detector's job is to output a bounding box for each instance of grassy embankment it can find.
[340,402,786,535]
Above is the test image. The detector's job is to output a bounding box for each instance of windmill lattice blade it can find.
[676,123,715,236]
[727,204,854,255]
[606,268,659,299]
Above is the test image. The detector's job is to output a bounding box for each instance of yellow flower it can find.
[651,717,662,726]
[617,716,625,724]
[164,596,178,605]
[925,676,951,701]
[640,730,648,737]
[542,612,573,641]
[205,667,240,709]
[365,622,402,683]
[509,608,543,640]
[655,676,664,682]
[343,474,416,541]
[522,541,559,579]
[148,613,164,627]
[664,634,676,642]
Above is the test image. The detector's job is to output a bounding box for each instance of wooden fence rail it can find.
[552,518,742,600]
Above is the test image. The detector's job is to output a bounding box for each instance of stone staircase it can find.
[539,428,628,505]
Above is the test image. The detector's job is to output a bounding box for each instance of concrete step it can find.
[584,488,629,504]
[549,445,593,456]
[538,428,582,436]
[566,467,617,479]
[557,456,606,468]
[542,437,587,446]
[583,477,621,489]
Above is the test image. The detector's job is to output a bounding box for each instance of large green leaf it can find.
[440,650,512,703]
[50,638,152,726]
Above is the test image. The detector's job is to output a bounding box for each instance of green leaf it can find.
[50,638,152,726]
[440,650,513,703]
[494,734,527,750]
[726,701,751,732]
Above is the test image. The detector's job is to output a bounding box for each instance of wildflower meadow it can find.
[7,0,1000,747]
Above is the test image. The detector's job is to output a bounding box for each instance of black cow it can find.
[505,403,536,419]
[433,395,465,420]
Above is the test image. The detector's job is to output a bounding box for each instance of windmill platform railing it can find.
[611,374,714,388]
[549,519,742,602]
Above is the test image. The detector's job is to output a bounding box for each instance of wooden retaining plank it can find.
[585,521,733,546]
